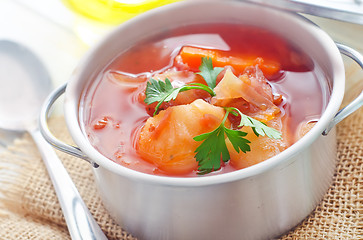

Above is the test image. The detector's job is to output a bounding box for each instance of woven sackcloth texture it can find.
[0,107,362,239]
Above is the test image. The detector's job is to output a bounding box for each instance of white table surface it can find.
[1,0,86,86]
[0,0,118,148]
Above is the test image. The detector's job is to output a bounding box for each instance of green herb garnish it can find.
[144,78,215,116]
[193,108,251,175]
[144,57,223,115]
[234,108,282,139]
[196,57,224,89]
[193,107,282,174]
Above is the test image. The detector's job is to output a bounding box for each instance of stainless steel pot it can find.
[40,1,363,239]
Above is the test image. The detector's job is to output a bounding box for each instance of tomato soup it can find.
[80,23,330,177]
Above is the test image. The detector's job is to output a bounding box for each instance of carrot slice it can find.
[175,46,281,78]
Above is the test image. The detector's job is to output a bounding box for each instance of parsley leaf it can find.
[197,57,224,89]
[193,107,281,175]
[193,110,251,175]
[229,107,282,139]
[144,57,222,116]
[144,78,175,105]
[193,125,230,175]
[144,78,215,116]
[224,128,251,153]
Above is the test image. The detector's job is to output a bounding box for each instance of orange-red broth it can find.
[81,24,329,177]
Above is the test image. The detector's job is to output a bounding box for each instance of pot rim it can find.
[64,0,345,187]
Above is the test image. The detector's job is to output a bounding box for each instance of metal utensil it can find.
[244,0,363,25]
[0,40,107,240]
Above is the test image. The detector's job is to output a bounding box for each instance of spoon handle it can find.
[29,128,108,240]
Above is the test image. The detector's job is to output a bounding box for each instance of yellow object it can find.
[63,0,182,25]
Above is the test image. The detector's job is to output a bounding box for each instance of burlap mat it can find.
[0,90,362,239]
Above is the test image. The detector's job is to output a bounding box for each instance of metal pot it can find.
[40,1,363,239]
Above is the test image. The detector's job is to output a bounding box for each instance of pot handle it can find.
[323,43,363,136]
[39,83,99,168]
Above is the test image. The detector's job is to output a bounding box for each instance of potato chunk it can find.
[137,99,227,175]
[227,116,291,169]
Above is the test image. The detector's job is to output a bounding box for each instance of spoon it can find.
[0,40,108,240]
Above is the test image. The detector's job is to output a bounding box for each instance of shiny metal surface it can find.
[0,40,107,240]
[39,1,362,239]
[323,43,363,135]
[244,0,363,25]
[39,83,96,166]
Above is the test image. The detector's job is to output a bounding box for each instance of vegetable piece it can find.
[144,78,215,115]
[108,71,146,88]
[228,116,290,169]
[175,46,281,78]
[296,121,316,140]
[193,107,281,174]
[93,117,110,130]
[212,68,280,122]
[137,99,227,175]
